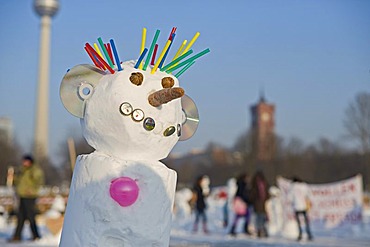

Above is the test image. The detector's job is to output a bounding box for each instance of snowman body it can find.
[60,153,176,247]
[59,61,184,247]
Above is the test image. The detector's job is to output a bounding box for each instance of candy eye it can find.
[132,109,144,122]
[177,124,181,137]
[163,126,176,137]
[143,117,155,131]
[120,102,133,116]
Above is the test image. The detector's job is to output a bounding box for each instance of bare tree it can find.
[0,135,22,185]
[284,136,305,156]
[233,130,252,154]
[343,92,370,153]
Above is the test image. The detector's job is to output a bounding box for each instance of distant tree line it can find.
[167,92,370,190]
[0,92,369,190]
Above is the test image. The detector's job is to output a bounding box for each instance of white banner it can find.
[277,175,363,229]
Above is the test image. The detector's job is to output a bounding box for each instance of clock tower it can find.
[250,92,275,161]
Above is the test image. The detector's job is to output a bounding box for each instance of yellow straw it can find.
[93,43,104,58]
[139,28,147,69]
[151,40,172,74]
[172,40,187,61]
[181,32,200,55]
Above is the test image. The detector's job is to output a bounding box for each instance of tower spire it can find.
[259,86,266,103]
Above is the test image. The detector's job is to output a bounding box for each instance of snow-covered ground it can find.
[1,188,370,247]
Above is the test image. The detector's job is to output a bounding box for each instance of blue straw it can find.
[110,39,122,71]
[159,33,176,69]
[134,48,148,69]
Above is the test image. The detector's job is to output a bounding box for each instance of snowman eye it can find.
[143,117,155,131]
[163,126,176,137]
[132,109,144,122]
[177,124,181,137]
[120,102,133,116]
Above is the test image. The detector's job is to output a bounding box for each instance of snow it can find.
[1,187,369,246]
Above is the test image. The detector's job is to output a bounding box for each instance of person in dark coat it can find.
[229,173,251,236]
[249,170,269,238]
[192,175,210,233]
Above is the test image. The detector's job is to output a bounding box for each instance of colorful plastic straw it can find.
[105,43,115,65]
[89,47,106,70]
[150,44,158,66]
[97,37,114,69]
[165,48,210,73]
[175,60,195,78]
[182,32,200,55]
[159,33,176,69]
[110,39,122,71]
[93,43,104,59]
[134,48,148,69]
[84,46,103,69]
[85,43,115,74]
[139,28,147,69]
[160,49,193,72]
[151,40,172,74]
[172,40,187,61]
[143,30,160,70]
[169,27,177,38]
[93,54,106,70]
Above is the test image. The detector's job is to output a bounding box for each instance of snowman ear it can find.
[60,64,106,118]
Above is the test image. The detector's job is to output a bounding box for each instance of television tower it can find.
[33,0,59,161]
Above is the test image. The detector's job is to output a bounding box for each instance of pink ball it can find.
[109,177,139,207]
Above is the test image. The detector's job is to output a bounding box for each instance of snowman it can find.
[59,31,207,247]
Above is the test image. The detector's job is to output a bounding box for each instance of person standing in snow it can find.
[9,155,44,242]
[191,175,210,233]
[249,170,269,238]
[229,173,251,236]
[289,176,313,241]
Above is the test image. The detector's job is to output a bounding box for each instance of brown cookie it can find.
[161,77,174,88]
[129,72,144,86]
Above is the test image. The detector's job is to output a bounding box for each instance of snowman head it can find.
[60,30,208,160]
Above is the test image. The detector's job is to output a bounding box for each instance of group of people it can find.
[190,171,313,241]
[7,155,313,243]
[228,171,270,238]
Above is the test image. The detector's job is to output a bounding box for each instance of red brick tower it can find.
[250,92,275,161]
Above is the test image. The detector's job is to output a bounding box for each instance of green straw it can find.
[175,60,196,78]
[166,48,210,73]
[160,49,193,72]
[97,37,114,68]
[143,30,160,71]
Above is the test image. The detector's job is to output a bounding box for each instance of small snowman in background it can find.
[224,178,237,229]
[265,186,283,236]
[59,29,208,247]
[0,205,6,229]
[173,188,193,226]
[201,176,211,197]
[44,195,65,237]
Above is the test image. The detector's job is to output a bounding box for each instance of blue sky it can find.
[0,0,369,163]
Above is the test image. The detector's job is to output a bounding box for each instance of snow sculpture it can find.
[59,29,209,247]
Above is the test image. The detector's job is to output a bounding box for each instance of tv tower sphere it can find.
[34,0,59,17]
[33,0,59,161]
